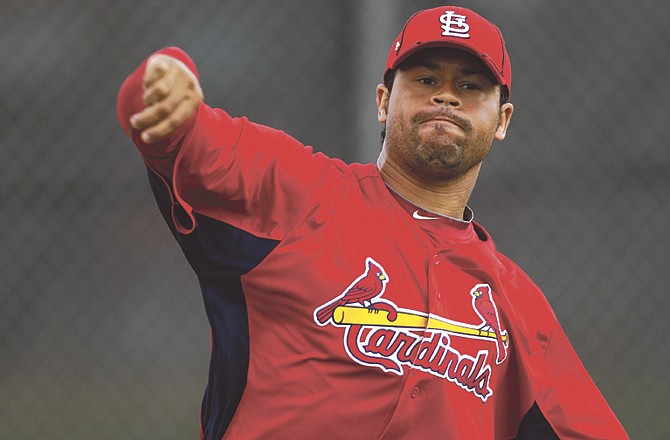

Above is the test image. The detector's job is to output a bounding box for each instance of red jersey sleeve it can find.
[117,47,339,238]
[535,321,629,439]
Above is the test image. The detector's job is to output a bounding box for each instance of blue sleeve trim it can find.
[515,402,559,440]
[146,168,279,438]
[146,167,279,276]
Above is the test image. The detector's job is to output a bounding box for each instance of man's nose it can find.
[431,86,461,107]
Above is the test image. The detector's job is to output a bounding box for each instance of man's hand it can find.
[129,54,203,143]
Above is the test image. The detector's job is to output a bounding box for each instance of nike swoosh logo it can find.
[412,210,440,220]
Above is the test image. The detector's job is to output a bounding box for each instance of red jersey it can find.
[117,47,628,440]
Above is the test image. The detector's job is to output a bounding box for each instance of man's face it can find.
[377,48,513,183]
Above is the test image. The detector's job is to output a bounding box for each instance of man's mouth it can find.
[422,117,462,129]
[414,110,470,132]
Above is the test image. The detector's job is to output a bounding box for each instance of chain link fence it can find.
[2,0,667,438]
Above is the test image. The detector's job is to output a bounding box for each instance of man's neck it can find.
[378,157,481,221]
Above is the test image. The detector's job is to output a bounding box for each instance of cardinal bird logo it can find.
[471,284,509,364]
[314,257,390,325]
[314,261,510,402]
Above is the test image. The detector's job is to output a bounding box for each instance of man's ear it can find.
[495,102,514,141]
[376,84,389,123]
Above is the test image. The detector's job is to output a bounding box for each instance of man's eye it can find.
[461,83,482,91]
[418,77,436,85]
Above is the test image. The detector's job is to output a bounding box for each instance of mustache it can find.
[412,109,472,131]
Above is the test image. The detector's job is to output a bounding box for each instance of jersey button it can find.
[410,387,420,398]
[432,255,440,265]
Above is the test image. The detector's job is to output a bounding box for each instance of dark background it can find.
[2,1,667,438]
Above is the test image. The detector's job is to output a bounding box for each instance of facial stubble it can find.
[386,110,498,183]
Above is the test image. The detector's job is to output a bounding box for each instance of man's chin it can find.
[417,126,463,147]
[417,138,462,161]
[412,148,462,176]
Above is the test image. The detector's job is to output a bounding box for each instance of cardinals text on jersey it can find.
[313,258,509,403]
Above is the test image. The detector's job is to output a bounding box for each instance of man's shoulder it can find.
[463,227,550,303]
[348,161,381,179]
[318,160,382,186]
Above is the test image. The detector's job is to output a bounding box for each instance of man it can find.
[117,6,628,439]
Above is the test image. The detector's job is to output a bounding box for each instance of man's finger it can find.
[143,56,170,88]
[139,100,197,142]
[143,76,172,106]
[130,106,164,131]
[130,95,181,130]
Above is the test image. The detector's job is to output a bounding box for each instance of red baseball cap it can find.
[384,6,511,97]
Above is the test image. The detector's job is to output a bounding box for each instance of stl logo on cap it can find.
[440,10,470,38]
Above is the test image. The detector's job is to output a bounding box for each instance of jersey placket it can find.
[374,249,451,439]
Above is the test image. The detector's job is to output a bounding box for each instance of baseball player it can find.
[117,6,628,439]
